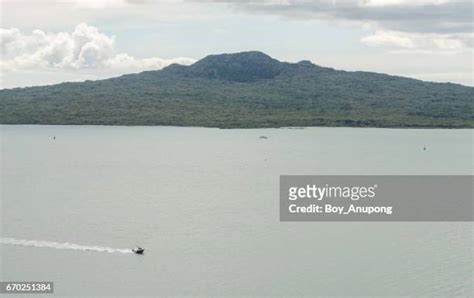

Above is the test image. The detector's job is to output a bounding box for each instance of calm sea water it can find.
[0,125,472,297]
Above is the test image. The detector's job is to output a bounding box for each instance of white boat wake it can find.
[0,237,132,254]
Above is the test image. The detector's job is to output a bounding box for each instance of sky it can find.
[1,0,472,88]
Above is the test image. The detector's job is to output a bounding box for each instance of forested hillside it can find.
[1,51,472,128]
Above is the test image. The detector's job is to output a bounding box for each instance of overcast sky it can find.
[1,0,472,88]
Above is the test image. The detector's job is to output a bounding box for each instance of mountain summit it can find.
[0,51,472,128]
[161,51,313,82]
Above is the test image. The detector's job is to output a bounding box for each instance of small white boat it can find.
[132,246,145,254]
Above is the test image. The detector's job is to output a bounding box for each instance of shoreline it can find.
[1,123,472,130]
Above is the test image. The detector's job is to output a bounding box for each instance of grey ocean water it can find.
[0,125,472,297]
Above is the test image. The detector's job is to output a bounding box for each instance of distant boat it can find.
[259,136,268,139]
[423,146,426,151]
[53,136,56,140]
[132,246,144,254]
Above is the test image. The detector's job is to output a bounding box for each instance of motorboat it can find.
[132,246,145,254]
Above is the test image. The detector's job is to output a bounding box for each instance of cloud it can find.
[0,23,195,72]
[65,0,134,9]
[216,0,473,53]
[359,0,451,7]
[222,0,472,33]
[0,0,131,9]
[103,53,196,70]
[361,30,472,54]
[361,30,416,49]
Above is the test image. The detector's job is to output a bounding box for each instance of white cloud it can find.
[104,53,196,70]
[0,23,195,73]
[432,37,465,51]
[361,30,415,48]
[67,0,129,9]
[359,0,450,7]
[0,0,129,8]
[223,0,473,48]
[361,30,472,54]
